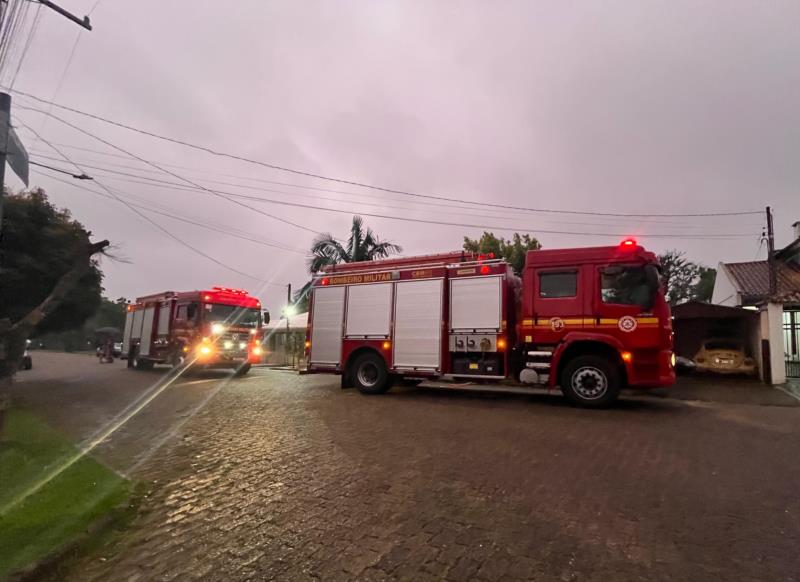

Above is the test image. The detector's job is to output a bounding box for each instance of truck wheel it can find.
[234,363,252,377]
[133,353,154,371]
[351,352,392,395]
[560,355,620,408]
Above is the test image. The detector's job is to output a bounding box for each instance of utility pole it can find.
[766,206,776,297]
[37,0,93,31]
[286,283,292,366]
[0,92,9,236]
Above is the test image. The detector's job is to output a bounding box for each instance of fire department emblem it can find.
[549,317,565,332]
[618,316,638,333]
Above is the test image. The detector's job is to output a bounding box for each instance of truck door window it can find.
[176,305,188,320]
[539,272,577,298]
[601,266,652,307]
[186,303,198,320]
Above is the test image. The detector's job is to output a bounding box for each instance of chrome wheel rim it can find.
[571,367,608,400]
[357,362,380,387]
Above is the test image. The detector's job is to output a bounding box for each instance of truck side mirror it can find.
[262,310,271,325]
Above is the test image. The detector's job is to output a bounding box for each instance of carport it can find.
[672,301,761,378]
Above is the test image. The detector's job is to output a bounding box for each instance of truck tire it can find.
[132,352,154,371]
[351,352,393,395]
[233,363,252,377]
[560,355,621,408]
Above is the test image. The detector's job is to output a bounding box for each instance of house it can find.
[263,312,308,366]
[712,222,800,383]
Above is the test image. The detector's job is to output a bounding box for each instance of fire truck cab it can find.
[123,286,267,376]
[305,240,674,407]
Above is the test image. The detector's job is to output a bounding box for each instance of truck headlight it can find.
[223,341,233,350]
[211,323,225,335]
[671,353,676,367]
[199,345,213,356]
[252,346,263,356]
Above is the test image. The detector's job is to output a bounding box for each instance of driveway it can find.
[13,353,800,581]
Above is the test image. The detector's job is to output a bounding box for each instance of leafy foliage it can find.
[0,189,103,333]
[308,215,402,274]
[294,216,403,312]
[657,250,716,305]
[35,297,128,351]
[463,232,541,275]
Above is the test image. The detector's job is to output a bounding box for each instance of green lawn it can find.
[0,410,131,579]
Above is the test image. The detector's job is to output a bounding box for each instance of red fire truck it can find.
[304,239,675,407]
[123,286,268,376]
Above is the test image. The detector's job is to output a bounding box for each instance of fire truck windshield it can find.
[204,304,260,327]
[601,264,660,310]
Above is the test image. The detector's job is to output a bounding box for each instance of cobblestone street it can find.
[15,355,800,581]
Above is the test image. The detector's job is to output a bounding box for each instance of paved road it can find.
[13,353,800,581]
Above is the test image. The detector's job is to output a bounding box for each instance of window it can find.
[175,305,188,320]
[601,266,652,307]
[204,304,260,327]
[539,272,577,298]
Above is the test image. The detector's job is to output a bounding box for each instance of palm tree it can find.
[293,216,402,311]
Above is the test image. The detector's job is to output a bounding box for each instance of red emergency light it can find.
[321,277,330,286]
[620,238,637,250]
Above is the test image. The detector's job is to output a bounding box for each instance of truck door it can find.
[595,264,657,340]
[139,306,157,356]
[393,279,443,371]
[532,267,584,340]
[310,286,346,366]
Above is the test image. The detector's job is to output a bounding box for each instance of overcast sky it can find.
[4,1,799,316]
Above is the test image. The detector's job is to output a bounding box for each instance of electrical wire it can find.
[28,159,91,179]
[18,119,289,285]
[19,129,757,240]
[8,90,764,219]
[34,168,308,255]
[27,147,765,231]
[8,1,41,89]
[16,105,325,236]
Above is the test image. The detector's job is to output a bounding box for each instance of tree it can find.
[657,250,716,305]
[693,266,717,303]
[0,189,109,427]
[463,232,541,275]
[293,216,402,311]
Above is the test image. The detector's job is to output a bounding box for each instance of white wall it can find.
[711,263,740,306]
[760,302,786,385]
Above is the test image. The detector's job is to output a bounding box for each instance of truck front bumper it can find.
[625,349,676,388]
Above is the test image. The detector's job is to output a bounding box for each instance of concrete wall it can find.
[711,264,739,306]
[760,302,786,384]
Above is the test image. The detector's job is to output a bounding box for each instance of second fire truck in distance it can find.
[304,239,675,407]
[123,286,268,376]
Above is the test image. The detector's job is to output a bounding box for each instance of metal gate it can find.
[785,309,800,378]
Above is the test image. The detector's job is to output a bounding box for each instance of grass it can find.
[0,410,131,579]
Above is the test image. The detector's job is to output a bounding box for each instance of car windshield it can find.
[204,304,260,327]
[601,265,656,308]
[705,340,741,351]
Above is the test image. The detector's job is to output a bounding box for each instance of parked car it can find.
[20,340,32,371]
[113,342,123,357]
[694,339,756,375]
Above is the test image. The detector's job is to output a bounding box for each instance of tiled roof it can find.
[722,260,800,304]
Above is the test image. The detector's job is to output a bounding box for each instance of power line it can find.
[15,105,325,236]
[28,147,765,231]
[8,89,764,219]
[35,168,308,255]
[18,119,288,284]
[28,159,92,179]
[20,134,759,240]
